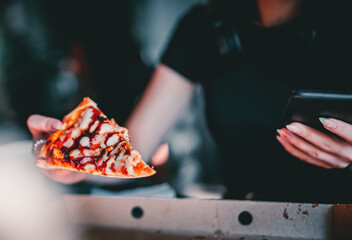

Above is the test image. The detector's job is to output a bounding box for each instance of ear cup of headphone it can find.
[213,20,244,56]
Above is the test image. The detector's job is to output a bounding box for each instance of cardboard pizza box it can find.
[63,195,352,240]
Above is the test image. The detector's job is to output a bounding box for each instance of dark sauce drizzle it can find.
[50,107,131,175]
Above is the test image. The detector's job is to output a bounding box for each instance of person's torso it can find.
[197,11,352,202]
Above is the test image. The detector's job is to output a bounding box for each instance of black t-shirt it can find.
[162,5,352,203]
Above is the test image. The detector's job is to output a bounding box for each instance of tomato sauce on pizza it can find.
[36,97,156,178]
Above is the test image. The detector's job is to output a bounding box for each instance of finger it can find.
[276,135,334,169]
[278,129,349,168]
[27,115,64,140]
[151,143,169,166]
[319,118,352,142]
[285,122,352,160]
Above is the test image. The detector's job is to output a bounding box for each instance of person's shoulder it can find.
[182,4,208,20]
[177,4,209,29]
[161,4,215,82]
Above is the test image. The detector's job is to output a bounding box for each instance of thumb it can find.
[27,115,64,141]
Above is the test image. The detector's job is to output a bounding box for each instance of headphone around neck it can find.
[213,18,318,57]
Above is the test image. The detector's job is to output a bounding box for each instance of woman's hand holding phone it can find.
[277,118,352,169]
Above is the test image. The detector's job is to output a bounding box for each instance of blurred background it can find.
[3,1,352,239]
[0,0,222,197]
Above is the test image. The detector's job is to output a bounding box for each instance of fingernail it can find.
[277,129,289,139]
[53,122,64,130]
[286,124,302,134]
[319,117,337,129]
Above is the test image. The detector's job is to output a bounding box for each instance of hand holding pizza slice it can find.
[35,97,156,178]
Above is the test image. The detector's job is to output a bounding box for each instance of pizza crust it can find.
[35,159,156,179]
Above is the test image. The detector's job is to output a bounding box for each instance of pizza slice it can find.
[36,97,156,178]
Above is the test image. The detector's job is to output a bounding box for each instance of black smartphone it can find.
[283,90,352,133]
